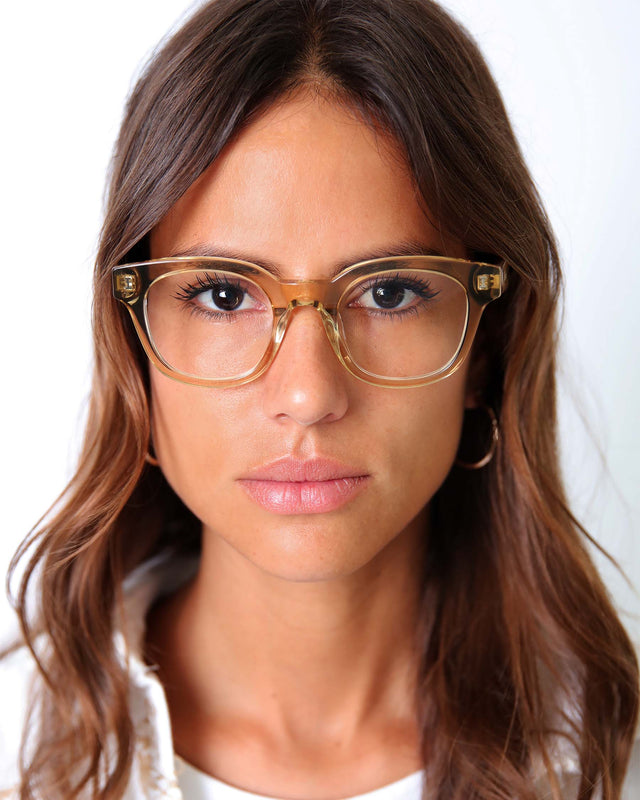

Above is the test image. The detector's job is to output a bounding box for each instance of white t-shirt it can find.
[0,552,638,799]
[174,757,425,800]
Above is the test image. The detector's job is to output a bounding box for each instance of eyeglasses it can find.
[112,255,506,389]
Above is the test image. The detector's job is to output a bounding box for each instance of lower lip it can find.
[238,476,369,514]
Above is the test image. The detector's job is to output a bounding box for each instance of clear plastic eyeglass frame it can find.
[112,255,507,389]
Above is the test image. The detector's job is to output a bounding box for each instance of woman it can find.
[1,1,638,798]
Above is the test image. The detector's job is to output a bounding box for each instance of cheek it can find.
[379,375,467,502]
[148,373,252,507]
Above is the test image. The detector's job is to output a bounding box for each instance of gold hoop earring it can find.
[145,451,160,467]
[455,405,499,470]
[145,431,160,467]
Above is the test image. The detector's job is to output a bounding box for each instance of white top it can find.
[174,757,425,800]
[0,552,638,799]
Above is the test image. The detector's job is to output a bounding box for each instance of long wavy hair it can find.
[5,1,638,798]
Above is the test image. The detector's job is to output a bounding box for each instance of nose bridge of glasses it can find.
[273,296,341,359]
[276,279,337,307]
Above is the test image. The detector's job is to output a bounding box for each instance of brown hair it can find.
[5,1,638,798]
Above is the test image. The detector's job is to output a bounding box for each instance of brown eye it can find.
[370,282,407,309]
[208,284,245,311]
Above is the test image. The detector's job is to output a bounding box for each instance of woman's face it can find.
[150,91,472,582]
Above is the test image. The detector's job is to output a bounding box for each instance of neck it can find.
[145,511,427,750]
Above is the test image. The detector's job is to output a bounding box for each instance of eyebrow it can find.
[169,241,447,279]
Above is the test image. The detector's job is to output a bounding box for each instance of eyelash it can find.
[353,274,440,317]
[173,274,254,322]
[171,272,440,321]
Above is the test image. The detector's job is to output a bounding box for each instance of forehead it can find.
[151,90,463,277]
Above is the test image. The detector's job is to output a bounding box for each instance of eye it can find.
[349,274,439,314]
[359,281,416,310]
[173,272,266,316]
[197,282,256,312]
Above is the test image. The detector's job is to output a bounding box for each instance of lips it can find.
[237,457,370,514]
[241,456,367,483]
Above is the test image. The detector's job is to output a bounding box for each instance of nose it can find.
[261,306,349,426]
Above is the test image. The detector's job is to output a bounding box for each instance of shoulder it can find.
[0,640,182,800]
[0,553,195,800]
[0,643,38,797]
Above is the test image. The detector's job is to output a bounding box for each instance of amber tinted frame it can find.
[112,255,506,388]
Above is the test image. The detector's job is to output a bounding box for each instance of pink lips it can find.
[237,457,370,514]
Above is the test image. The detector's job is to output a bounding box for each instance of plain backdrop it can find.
[0,0,638,649]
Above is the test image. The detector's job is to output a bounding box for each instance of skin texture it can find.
[145,90,473,797]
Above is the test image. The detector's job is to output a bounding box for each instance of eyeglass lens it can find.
[145,268,469,381]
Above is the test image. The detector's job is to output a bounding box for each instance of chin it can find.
[207,515,397,583]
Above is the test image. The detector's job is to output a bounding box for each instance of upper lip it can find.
[240,456,369,482]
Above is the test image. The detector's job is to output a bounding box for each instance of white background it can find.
[0,0,638,649]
